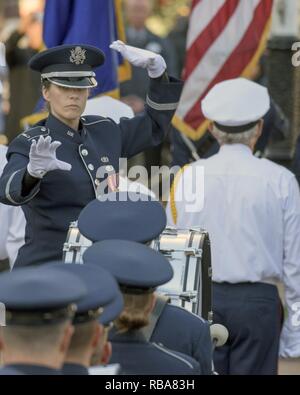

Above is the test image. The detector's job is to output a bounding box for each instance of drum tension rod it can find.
[63,242,83,251]
[160,248,202,258]
[185,248,202,258]
[162,291,198,303]
[180,291,198,302]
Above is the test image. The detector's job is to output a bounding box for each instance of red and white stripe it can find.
[174,0,273,139]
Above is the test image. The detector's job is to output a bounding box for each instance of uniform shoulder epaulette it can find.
[81,115,113,126]
[18,125,50,141]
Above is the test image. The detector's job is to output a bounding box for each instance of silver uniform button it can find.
[41,127,46,132]
[95,179,100,186]
[88,164,94,171]
[105,165,114,172]
[81,149,88,156]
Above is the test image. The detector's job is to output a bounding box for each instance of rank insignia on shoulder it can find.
[19,126,50,140]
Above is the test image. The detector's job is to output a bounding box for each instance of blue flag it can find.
[43,0,129,97]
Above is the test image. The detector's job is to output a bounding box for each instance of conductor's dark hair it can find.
[41,78,52,90]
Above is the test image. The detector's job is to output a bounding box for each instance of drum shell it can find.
[150,227,212,322]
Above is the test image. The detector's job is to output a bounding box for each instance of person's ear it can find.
[42,86,50,102]
[101,341,112,365]
[59,323,74,354]
[208,122,216,138]
[147,293,156,315]
[91,323,103,349]
[257,119,264,138]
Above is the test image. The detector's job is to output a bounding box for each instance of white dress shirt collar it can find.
[219,144,253,156]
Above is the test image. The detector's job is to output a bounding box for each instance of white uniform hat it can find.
[201,78,270,133]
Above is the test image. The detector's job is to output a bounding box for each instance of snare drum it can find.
[150,227,213,322]
[63,221,92,264]
[63,222,213,321]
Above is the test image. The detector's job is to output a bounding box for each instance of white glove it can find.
[110,40,166,78]
[27,136,72,179]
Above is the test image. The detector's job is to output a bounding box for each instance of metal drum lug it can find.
[184,247,202,258]
[63,242,83,252]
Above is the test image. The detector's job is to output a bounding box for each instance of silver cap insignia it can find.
[70,46,86,65]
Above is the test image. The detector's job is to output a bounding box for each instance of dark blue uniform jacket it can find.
[0,77,182,267]
[109,329,201,375]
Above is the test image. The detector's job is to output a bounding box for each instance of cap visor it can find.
[48,77,97,89]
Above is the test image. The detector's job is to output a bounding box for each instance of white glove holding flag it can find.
[110,40,166,78]
[27,136,72,178]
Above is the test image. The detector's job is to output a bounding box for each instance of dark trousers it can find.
[212,282,282,375]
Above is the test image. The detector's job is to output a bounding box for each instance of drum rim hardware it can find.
[63,242,85,252]
[163,226,208,235]
[160,247,203,258]
[158,290,198,303]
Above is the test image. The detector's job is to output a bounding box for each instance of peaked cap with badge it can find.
[29,44,105,88]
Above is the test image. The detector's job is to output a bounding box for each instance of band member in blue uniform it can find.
[0,42,182,268]
[51,264,122,375]
[0,264,86,375]
[84,239,202,375]
[88,285,124,375]
[79,191,213,374]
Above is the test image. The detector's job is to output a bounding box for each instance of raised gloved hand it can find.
[110,40,166,78]
[27,136,72,179]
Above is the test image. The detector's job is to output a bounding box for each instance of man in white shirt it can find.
[166,78,300,375]
[0,145,25,268]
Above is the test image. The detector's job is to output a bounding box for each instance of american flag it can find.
[172,0,274,140]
